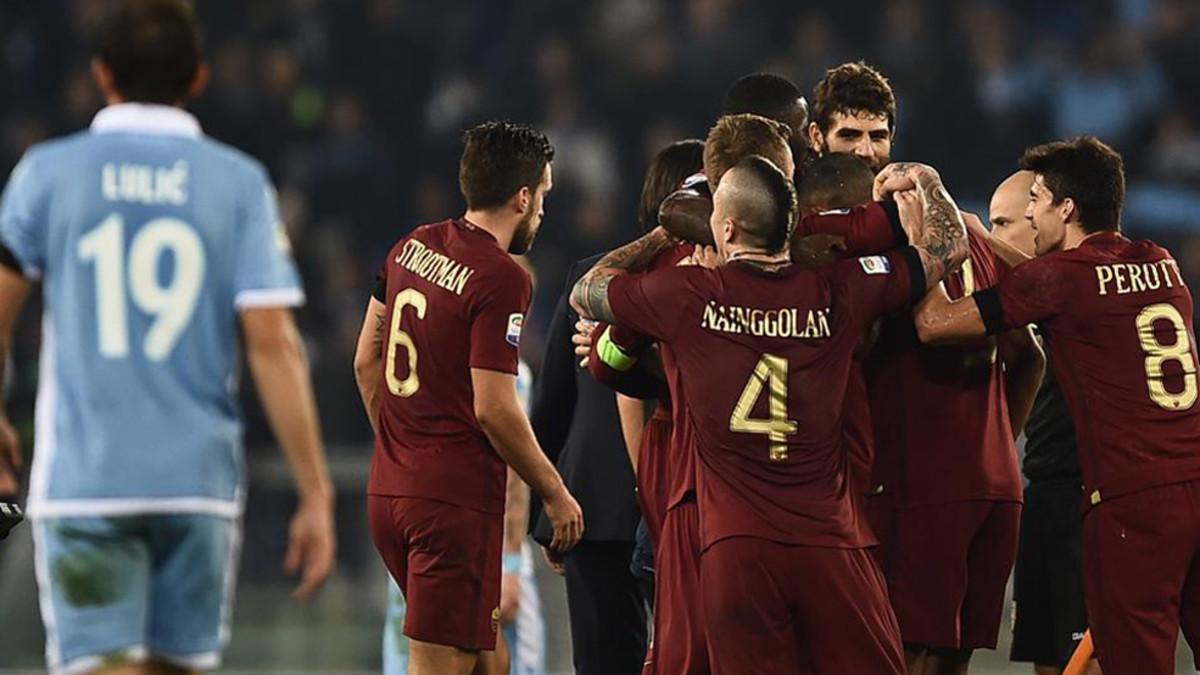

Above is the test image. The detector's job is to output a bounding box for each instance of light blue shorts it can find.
[32,514,240,675]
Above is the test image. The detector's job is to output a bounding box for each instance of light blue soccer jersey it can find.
[0,104,303,518]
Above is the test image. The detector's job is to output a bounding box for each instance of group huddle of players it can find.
[362,62,1200,675]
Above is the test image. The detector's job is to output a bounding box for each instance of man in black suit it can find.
[529,253,647,675]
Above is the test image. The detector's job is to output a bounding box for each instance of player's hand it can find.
[894,189,924,242]
[0,415,21,496]
[687,245,721,269]
[284,498,336,600]
[873,162,940,201]
[573,319,598,367]
[542,547,566,576]
[500,571,521,624]
[542,487,584,553]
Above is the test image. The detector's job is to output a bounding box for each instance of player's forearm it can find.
[999,327,1045,437]
[247,333,333,504]
[353,298,388,436]
[913,174,968,289]
[914,286,988,344]
[616,394,646,472]
[503,468,529,554]
[571,227,674,322]
[353,352,382,436]
[478,402,568,502]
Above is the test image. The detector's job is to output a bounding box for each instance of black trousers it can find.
[564,540,649,675]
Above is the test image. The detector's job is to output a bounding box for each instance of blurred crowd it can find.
[3,0,1200,446]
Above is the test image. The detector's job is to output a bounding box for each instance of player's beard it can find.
[509,211,539,254]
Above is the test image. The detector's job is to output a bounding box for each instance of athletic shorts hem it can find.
[403,626,491,653]
[56,645,148,675]
[151,648,222,670]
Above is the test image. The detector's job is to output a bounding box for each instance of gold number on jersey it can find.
[386,288,428,397]
[729,354,798,461]
[1136,303,1198,410]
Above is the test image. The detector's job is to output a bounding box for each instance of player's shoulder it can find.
[192,135,273,185]
[9,131,92,180]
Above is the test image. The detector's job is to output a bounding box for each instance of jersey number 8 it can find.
[1136,303,1198,411]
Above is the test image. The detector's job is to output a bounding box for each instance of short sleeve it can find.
[973,254,1067,335]
[798,201,905,256]
[468,263,532,374]
[831,247,924,325]
[607,266,697,343]
[233,172,305,309]
[0,150,49,278]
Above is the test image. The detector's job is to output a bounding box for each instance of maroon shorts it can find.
[872,500,1021,650]
[651,499,709,675]
[1083,479,1200,675]
[700,537,903,674]
[637,414,674,544]
[368,495,503,651]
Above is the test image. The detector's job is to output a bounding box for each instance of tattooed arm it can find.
[571,226,675,323]
[878,163,969,290]
[353,296,389,435]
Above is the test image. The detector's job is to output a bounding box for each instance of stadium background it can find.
[1,0,1199,672]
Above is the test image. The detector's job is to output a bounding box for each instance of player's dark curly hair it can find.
[459,121,555,211]
[639,139,705,232]
[1020,136,1125,232]
[811,61,896,134]
[735,155,798,254]
[95,0,203,105]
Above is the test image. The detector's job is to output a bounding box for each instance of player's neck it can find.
[1062,223,1096,251]
[725,245,790,268]
[462,210,515,251]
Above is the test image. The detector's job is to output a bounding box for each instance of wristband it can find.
[597,327,638,372]
[503,552,522,575]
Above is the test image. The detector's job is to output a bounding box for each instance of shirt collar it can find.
[90,103,202,138]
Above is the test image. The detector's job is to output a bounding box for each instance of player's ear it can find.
[186,63,210,103]
[91,58,120,104]
[1059,196,1077,224]
[722,217,737,246]
[514,185,532,215]
[807,122,824,152]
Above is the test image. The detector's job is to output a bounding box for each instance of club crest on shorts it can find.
[858,256,891,275]
[506,313,524,347]
[491,606,501,632]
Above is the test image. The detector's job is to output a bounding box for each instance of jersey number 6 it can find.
[386,288,427,397]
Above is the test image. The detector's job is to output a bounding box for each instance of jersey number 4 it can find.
[78,214,204,361]
[1137,303,1198,410]
[730,354,798,461]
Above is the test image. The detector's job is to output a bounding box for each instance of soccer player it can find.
[0,1,336,673]
[914,136,1200,675]
[354,121,583,675]
[986,171,1100,675]
[571,155,968,674]
[807,61,895,174]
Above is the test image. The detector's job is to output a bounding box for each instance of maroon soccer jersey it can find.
[798,201,905,255]
[976,232,1200,504]
[867,228,1022,506]
[607,248,924,548]
[368,219,532,514]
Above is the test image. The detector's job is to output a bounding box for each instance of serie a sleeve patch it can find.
[858,256,892,275]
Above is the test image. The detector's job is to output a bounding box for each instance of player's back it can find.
[865,228,1021,506]
[2,106,302,516]
[369,218,531,515]
[1024,233,1200,503]
[653,252,918,549]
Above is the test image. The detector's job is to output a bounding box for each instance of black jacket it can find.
[529,254,641,544]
